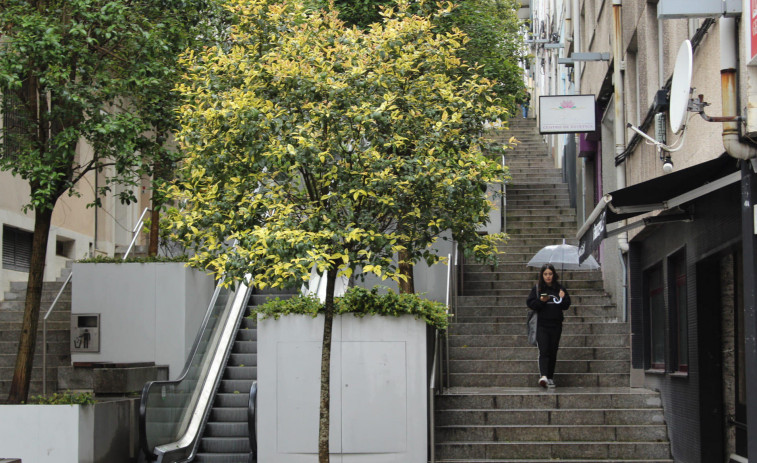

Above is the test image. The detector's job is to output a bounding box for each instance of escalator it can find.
[140,279,295,463]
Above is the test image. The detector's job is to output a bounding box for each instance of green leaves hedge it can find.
[251,286,449,331]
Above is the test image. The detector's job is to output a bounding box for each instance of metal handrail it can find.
[139,279,252,462]
[42,271,73,396]
[429,243,460,462]
[42,206,151,396]
[248,381,258,463]
[502,153,507,233]
[428,330,440,463]
[124,207,151,260]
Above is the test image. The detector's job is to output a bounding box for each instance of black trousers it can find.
[536,321,563,378]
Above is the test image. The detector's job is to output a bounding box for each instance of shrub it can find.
[76,255,189,264]
[27,391,96,405]
[251,286,449,331]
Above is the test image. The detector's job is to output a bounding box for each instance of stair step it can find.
[447,373,630,388]
[435,441,672,460]
[448,334,629,348]
[448,346,629,361]
[204,421,249,437]
[436,408,665,426]
[436,424,669,442]
[199,436,251,453]
[437,388,662,409]
[193,453,252,462]
[448,359,630,374]
[449,323,627,335]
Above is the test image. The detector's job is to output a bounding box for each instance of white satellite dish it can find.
[669,40,693,134]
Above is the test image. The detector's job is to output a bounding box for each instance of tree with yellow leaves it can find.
[168,0,511,460]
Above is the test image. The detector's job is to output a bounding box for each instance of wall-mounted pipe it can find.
[720,17,757,159]
[612,0,629,252]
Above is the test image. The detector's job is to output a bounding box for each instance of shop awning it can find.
[577,154,741,263]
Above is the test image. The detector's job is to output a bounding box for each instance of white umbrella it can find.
[526,239,600,271]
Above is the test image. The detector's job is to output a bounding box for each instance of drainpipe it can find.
[658,18,664,89]
[612,0,629,328]
[720,15,757,461]
[572,0,587,224]
[612,0,629,254]
[720,17,757,160]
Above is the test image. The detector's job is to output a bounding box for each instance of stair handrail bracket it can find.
[139,277,253,463]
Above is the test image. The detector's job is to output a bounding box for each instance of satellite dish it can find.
[669,40,693,134]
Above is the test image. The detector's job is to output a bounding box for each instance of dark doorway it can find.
[696,257,725,461]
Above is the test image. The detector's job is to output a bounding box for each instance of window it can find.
[668,251,688,373]
[668,251,689,373]
[646,264,665,370]
[56,237,74,258]
[2,91,23,161]
[2,225,33,272]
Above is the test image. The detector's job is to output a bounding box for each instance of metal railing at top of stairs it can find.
[428,242,459,463]
[42,206,151,396]
[139,278,252,463]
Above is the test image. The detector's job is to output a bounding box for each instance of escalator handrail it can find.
[139,279,224,459]
[139,279,251,460]
[248,381,257,462]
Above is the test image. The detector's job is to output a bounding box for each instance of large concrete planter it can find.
[0,399,138,463]
[71,262,215,378]
[257,314,427,463]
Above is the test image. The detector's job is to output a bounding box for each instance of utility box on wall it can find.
[71,314,100,353]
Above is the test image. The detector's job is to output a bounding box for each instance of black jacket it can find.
[526,283,571,323]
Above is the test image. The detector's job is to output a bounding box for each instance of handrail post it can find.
[502,153,507,233]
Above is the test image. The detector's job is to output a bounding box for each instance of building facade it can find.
[0,116,151,294]
[529,1,756,461]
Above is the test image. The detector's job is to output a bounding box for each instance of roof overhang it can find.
[577,154,741,262]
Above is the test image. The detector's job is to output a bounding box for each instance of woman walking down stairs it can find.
[433,118,673,462]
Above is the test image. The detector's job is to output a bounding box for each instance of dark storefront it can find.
[579,154,751,462]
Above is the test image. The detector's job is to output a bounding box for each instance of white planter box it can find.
[257,314,428,463]
[0,399,137,463]
[71,262,215,379]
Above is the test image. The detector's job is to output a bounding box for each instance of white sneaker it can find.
[547,379,556,388]
[539,376,548,388]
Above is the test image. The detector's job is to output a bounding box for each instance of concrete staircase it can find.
[0,262,72,398]
[433,118,672,462]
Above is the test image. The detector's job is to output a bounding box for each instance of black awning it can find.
[577,153,741,263]
[605,153,740,224]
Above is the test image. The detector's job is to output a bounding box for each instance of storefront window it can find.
[669,251,688,372]
[646,265,665,369]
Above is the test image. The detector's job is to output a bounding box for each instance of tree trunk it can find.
[148,204,160,256]
[398,250,415,294]
[318,267,338,463]
[6,207,54,404]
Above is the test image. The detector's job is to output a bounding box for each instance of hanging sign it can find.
[539,95,596,134]
[579,210,606,264]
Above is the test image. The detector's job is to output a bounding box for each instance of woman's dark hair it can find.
[537,263,560,292]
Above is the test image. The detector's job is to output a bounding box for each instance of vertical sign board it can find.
[539,94,596,134]
[579,210,606,264]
